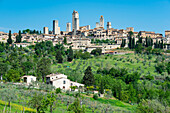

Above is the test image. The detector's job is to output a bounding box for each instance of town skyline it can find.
[0,0,170,35]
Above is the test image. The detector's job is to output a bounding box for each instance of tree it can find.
[7,30,12,44]
[81,52,91,59]
[21,61,33,74]
[91,48,102,56]
[56,50,63,63]
[67,46,74,62]
[128,31,133,49]
[135,43,144,54]
[99,79,104,94]
[0,62,8,81]
[67,98,85,113]
[82,66,95,86]
[121,39,126,48]
[155,63,167,74]
[63,37,67,44]
[16,30,22,43]
[112,79,126,100]
[37,57,51,82]
[28,93,45,113]
[46,92,57,113]
[6,69,20,82]
[128,83,137,103]
[1,88,17,107]
[136,99,169,113]
[132,38,135,49]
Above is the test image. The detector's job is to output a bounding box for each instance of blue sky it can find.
[0,0,170,35]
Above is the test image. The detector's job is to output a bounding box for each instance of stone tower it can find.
[72,10,79,35]
[100,15,104,28]
[53,20,60,35]
[107,22,111,29]
[66,23,71,32]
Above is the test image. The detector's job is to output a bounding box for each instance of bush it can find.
[56,88,61,94]
[93,94,98,100]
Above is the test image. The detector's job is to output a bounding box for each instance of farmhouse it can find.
[21,75,36,85]
[46,73,84,90]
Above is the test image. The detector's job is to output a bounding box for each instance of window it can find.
[63,86,65,89]
[63,80,66,84]
[71,83,73,86]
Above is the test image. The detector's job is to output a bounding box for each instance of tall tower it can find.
[107,22,111,29]
[66,23,71,32]
[43,27,49,34]
[96,22,99,28]
[53,20,60,35]
[86,25,90,30]
[72,10,79,32]
[100,15,104,28]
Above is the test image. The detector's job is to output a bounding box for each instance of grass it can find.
[51,53,160,83]
[92,98,136,111]
[0,100,36,113]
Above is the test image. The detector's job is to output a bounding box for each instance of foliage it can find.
[6,69,20,82]
[28,92,45,112]
[67,46,73,62]
[83,66,95,86]
[136,99,170,113]
[93,94,98,100]
[15,30,22,43]
[37,57,51,82]
[7,30,12,44]
[56,88,61,94]
[67,98,85,113]
[91,48,102,56]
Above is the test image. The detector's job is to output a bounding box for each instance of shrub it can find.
[56,88,61,94]
[93,94,98,100]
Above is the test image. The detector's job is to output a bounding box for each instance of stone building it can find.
[53,20,60,35]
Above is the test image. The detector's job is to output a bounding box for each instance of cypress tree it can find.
[132,38,135,49]
[161,39,163,49]
[16,30,22,43]
[155,40,158,48]
[7,30,12,44]
[128,31,133,49]
[83,66,95,86]
[99,79,104,94]
[67,46,73,62]
[64,37,67,44]
[145,37,148,47]
[56,50,63,63]
[151,38,153,47]
[121,39,124,47]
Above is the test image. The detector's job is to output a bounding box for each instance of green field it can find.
[51,53,161,83]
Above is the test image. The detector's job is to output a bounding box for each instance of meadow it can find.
[51,53,165,83]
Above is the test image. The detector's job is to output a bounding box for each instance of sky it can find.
[0,0,170,35]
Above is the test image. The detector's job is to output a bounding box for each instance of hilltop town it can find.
[0,10,170,113]
[0,10,170,52]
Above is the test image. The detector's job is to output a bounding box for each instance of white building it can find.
[13,43,32,47]
[43,27,49,34]
[53,20,60,35]
[85,46,105,53]
[66,22,71,32]
[21,75,36,85]
[96,22,99,28]
[46,73,84,90]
